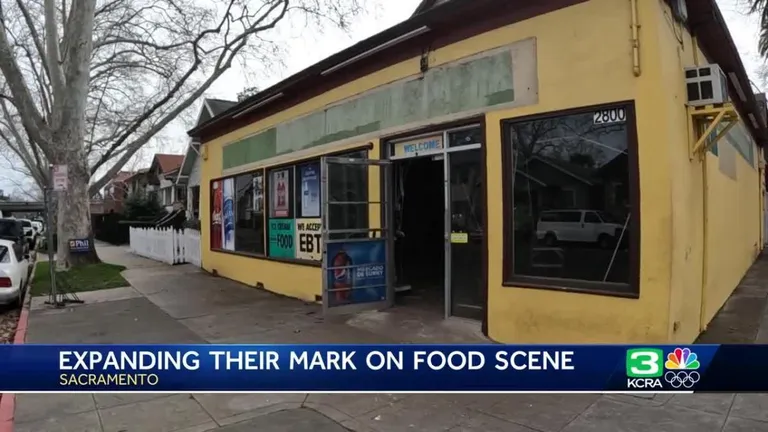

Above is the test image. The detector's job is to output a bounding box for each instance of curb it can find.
[0,258,36,432]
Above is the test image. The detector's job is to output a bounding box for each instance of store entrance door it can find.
[447,148,484,320]
[386,124,486,321]
[321,156,395,315]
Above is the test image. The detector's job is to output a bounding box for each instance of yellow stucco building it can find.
[188,0,768,343]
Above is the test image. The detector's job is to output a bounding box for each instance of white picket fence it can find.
[129,227,201,267]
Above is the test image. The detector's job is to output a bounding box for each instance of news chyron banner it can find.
[0,345,763,392]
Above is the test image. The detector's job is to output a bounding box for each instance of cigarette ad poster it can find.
[271,169,290,218]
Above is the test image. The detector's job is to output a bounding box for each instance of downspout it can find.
[630,0,641,77]
[691,36,717,332]
[699,127,709,331]
[692,36,709,332]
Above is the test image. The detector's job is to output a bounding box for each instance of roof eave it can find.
[186,0,484,139]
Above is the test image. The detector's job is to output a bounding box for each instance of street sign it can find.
[52,165,68,191]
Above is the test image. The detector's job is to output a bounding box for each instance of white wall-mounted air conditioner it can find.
[685,64,729,107]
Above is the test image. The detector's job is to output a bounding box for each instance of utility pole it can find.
[44,164,57,306]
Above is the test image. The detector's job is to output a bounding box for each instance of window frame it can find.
[209,143,373,268]
[501,101,641,299]
[210,169,267,256]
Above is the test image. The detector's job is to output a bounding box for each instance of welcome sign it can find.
[392,135,443,158]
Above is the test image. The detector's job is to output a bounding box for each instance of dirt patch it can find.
[0,307,19,343]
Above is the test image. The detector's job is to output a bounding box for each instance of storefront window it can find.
[262,149,369,261]
[269,167,293,219]
[504,104,637,295]
[234,172,265,255]
[210,149,369,263]
[328,150,369,240]
[209,178,235,251]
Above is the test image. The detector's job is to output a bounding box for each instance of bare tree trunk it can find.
[54,148,100,268]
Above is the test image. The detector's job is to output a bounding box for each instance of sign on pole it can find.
[52,165,68,191]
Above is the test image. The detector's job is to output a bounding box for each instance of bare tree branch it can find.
[0,0,371,266]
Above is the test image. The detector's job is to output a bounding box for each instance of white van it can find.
[536,209,625,249]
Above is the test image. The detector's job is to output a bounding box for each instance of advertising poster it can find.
[300,163,320,217]
[271,169,290,217]
[325,239,386,308]
[268,219,295,258]
[253,174,264,213]
[295,218,322,261]
[222,178,235,251]
[211,180,223,249]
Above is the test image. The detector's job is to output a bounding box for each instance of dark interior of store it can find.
[393,156,445,313]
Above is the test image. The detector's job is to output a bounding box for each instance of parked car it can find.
[17,219,36,249]
[31,220,43,235]
[0,218,27,256]
[0,239,29,306]
[536,209,625,249]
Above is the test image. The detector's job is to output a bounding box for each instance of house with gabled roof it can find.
[177,98,237,222]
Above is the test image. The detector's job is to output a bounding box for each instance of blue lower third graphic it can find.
[0,345,764,392]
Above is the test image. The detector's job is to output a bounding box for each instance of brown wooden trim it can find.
[501,277,639,299]
[500,100,641,297]
[479,115,490,336]
[259,143,374,173]
[193,0,588,143]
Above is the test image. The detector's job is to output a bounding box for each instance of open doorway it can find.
[393,156,445,313]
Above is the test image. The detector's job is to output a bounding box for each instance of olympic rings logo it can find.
[664,371,700,389]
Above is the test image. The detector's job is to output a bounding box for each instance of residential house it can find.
[187,0,768,344]
[147,154,184,212]
[102,171,135,214]
[177,99,237,221]
[124,168,151,198]
[89,191,105,216]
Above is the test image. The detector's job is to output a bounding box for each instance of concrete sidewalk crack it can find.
[718,395,737,432]
[190,394,221,427]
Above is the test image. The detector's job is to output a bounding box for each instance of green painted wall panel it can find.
[223,48,518,170]
[223,128,277,170]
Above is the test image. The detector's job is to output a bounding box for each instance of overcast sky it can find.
[0,0,764,198]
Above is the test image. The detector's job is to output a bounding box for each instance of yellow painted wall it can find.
[648,0,764,343]
[485,0,673,343]
[199,0,763,342]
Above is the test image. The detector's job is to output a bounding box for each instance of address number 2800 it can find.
[593,108,627,125]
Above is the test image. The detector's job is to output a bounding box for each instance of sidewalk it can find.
[13,244,768,432]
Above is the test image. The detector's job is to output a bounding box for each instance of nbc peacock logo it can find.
[665,348,700,370]
[663,348,701,389]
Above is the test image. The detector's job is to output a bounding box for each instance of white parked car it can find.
[31,221,43,235]
[18,219,35,247]
[0,239,29,306]
[536,209,625,249]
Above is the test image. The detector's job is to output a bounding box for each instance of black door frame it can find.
[378,116,490,336]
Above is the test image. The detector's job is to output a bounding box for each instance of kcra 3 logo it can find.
[625,348,701,390]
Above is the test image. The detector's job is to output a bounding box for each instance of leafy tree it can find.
[124,191,164,221]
